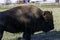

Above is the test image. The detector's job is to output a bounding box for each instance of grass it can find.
[0,4,60,40]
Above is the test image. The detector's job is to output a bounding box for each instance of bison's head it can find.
[41,11,54,32]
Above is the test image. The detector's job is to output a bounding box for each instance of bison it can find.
[0,4,54,40]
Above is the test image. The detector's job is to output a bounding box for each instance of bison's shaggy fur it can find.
[0,5,54,40]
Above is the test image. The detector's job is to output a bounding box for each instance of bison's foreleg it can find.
[0,24,4,40]
[23,27,32,40]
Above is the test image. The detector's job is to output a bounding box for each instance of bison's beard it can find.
[42,21,54,32]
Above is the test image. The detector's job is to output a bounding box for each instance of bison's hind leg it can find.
[0,24,4,40]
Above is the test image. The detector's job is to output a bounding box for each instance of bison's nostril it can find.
[50,24,54,30]
[51,26,54,30]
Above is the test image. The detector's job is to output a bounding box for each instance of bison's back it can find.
[0,5,42,33]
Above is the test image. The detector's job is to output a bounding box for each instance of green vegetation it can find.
[0,4,60,40]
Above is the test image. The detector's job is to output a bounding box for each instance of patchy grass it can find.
[0,5,60,40]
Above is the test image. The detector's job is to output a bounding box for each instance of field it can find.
[0,4,60,40]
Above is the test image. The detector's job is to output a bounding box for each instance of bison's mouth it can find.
[42,25,54,32]
[42,28,52,32]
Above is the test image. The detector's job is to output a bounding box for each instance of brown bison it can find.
[0,5,54,40]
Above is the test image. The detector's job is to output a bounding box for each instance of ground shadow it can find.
[18,31,60,40]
